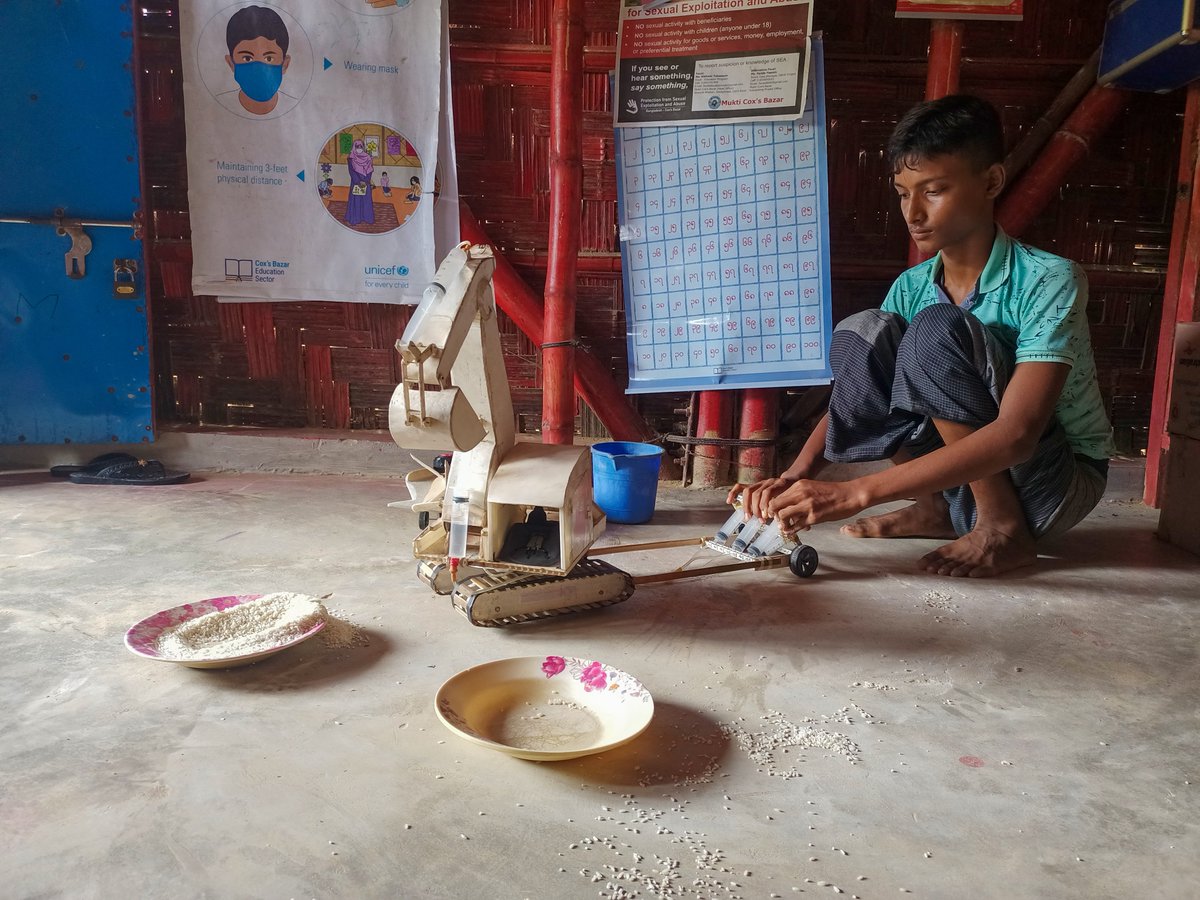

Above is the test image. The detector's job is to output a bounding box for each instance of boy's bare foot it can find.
[919,524,1036,578]
[840,497,956,539]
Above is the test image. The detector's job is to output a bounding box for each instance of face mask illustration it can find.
[233,60,284,103]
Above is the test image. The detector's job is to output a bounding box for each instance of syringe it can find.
[746,518,787,557]
[731,517,766,552]
[715,502,747,544]
[448,492,470,581]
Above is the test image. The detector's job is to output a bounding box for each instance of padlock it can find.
[113,259,140,299]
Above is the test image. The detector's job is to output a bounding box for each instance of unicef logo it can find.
[399,265,410,276]
[708,96,721,110]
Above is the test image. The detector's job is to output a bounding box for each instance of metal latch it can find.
[113,259,140,298]
[0,207,141,281]
[57,222,93,279]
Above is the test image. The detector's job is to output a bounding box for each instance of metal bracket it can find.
[57,222,92,279]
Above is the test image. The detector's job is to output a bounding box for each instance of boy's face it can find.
[226,37,289,71]
[892,153,1004,254]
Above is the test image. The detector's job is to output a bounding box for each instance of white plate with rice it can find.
[124,592,327,669]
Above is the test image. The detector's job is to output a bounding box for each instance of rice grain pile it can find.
[155,592,326,660]
[319,606,369,649]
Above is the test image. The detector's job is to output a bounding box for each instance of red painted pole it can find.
[997,85,1130,238]
[459,204,656,443]
[736,388,778,484]
[1003,48,1101,185]
[692,390,734,488]
[908,20,964,268]
[925,19,964,99]
[542,0,585,445]
[1145,82,1200,506]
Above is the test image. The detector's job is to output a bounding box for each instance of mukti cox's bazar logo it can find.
[708,96,721,109]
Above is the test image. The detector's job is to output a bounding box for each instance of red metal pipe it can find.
[1003,48,1101,185]
[692,390,735,488]
[909,20,965,267]
[736,388,779,484]
[541,0,585,445]
[1146,82,1200,506]
[997,85,1130,238]
[459,204,655,443]
[925,20,964,99]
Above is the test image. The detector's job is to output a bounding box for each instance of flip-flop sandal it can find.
[50,451,139,478]
[67,458,190,486]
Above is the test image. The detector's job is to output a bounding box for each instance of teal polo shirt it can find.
[880,225,1116,461]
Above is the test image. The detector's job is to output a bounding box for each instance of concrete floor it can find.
[2,456,1197,899]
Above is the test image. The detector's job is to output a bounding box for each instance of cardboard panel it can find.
[1157,434,1200,557]
[1167,322,1200,441]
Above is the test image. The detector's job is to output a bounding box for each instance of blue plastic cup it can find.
[590,441,663,524]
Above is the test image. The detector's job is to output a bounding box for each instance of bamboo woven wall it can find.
[135,1,1182,452]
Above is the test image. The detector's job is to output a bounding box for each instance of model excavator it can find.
[388,242,636,625]
[389,242,818,626]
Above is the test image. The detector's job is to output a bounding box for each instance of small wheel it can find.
[789,544,819,578]
[418,511,430,530]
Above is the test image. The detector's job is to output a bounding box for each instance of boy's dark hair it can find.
[886,94,1004,173]
[226,5,290,56]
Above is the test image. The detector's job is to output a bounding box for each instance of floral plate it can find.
[434,655,654,761]
[124,594,326,669]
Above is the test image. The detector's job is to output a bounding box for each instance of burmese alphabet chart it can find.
[617,38,832,393]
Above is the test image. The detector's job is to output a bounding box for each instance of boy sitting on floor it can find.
[731,94,1115,578]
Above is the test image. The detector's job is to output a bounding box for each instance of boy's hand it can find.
[726,475,797,521]
[768,479,868,532]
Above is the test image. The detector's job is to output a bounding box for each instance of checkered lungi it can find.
[825,305,1106,538]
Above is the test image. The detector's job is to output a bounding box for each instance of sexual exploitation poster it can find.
[180,1,453,304]
[615,0,813,128]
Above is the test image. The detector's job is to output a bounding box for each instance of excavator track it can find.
[450,557,636,627]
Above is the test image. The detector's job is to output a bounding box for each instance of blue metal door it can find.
[0,2,151,445]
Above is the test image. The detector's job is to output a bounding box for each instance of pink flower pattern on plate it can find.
[533,656,650,702]
[580,660,607,692]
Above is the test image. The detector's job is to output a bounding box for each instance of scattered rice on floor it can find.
[921,590,959,611]
[724,710,862,775]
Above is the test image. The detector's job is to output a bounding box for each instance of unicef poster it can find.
[180,1,451,304]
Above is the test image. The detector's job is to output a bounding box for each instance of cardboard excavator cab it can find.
[388,242,606,579]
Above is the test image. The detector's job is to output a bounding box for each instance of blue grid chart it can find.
[616,39,832,394]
